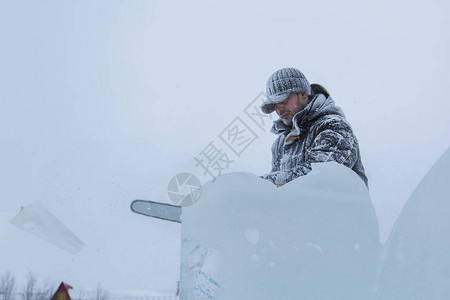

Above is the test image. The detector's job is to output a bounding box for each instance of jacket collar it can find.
[270,94,345,136]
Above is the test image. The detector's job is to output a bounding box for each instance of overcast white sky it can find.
[1,0,449,296]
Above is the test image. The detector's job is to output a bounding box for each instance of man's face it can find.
[275,93,309,124]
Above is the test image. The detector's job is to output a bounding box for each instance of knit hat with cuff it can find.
[261,67,312,114]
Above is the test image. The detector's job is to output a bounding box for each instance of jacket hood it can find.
[270,93,346,135]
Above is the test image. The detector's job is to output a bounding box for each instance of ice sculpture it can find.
[179,162,379,299]
[377,147,450,299]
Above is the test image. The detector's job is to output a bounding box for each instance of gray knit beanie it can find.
[261,67,312,114]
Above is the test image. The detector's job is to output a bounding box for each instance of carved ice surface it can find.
[244,228,260,245]
[376,147,450,299]
[179,147,450,299]
[179,162,379,299]
[179,240,221,300]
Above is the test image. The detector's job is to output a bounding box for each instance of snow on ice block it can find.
[377,147,450,299]
[179,162,379,300]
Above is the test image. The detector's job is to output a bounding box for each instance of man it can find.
[260,67,368,187]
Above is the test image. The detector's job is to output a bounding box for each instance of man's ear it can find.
[299,92,309,104]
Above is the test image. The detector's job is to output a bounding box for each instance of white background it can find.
[1,0,449,295]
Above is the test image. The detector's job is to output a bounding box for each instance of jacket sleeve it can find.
[261,118,359,185]
[307,118,359,168]
[261,135,313,185]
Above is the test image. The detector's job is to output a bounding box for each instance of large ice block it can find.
[179,162,379,299]
[377,147,450,299]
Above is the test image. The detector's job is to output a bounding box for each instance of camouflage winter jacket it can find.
[261,92,368,188]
